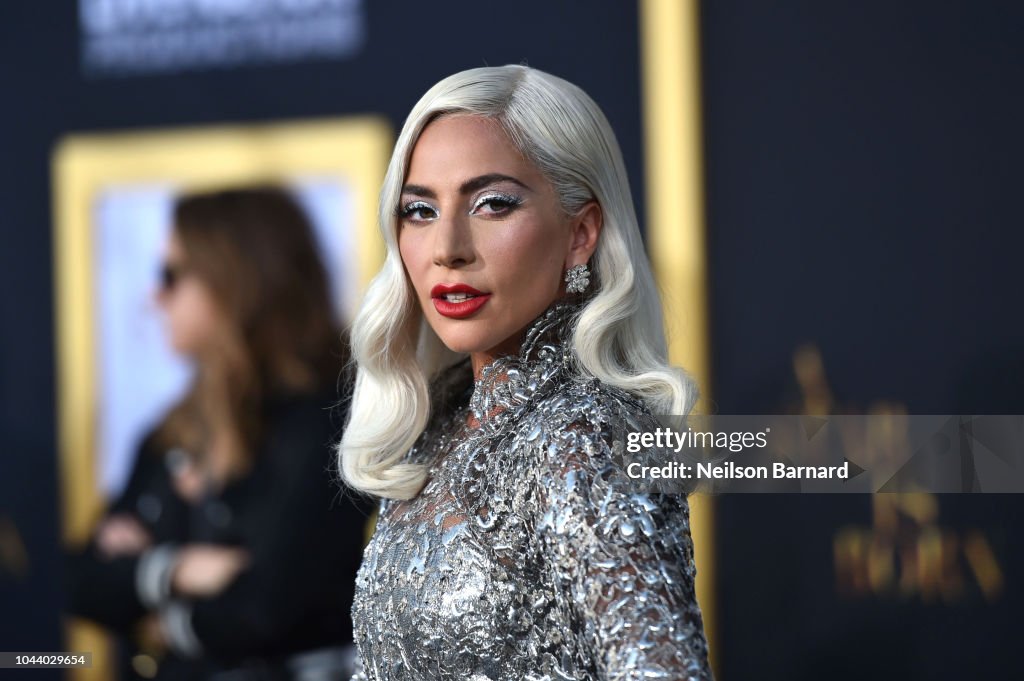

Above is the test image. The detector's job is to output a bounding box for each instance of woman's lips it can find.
[430,283,491,319]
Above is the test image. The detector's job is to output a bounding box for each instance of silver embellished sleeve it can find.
[531,413,714,681]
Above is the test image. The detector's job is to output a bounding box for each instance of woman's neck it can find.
[204,428,241,488]
[470,327,529,381]
[468,296,579,381]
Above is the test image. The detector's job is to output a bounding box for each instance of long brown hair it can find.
[156,184,349,484]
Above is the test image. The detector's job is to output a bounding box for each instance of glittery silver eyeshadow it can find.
[397,200,436,220]
[471,191,523,213]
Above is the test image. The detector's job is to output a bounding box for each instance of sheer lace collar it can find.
[466,297,583,435]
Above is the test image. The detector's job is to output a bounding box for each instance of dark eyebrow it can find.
[401,173,532,199]
[459,173,533,195]
[400,184,437,199]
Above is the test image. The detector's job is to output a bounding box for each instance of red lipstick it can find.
[430,283,491,319]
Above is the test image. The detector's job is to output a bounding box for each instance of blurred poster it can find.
[92,177,359,497]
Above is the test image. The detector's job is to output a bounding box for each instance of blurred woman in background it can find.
[67,185,373,681]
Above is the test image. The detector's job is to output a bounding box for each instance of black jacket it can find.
[65,386,375,680]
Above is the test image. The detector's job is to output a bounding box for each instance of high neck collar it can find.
[464,297,583,434]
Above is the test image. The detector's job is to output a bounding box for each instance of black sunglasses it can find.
[159,261,188,292]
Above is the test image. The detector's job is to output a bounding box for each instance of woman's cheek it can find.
[485,216,552,265]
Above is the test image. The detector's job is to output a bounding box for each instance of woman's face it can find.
[398,114,584,367]
[155,230,222,357]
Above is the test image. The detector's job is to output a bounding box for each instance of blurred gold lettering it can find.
[792,344,1003,603]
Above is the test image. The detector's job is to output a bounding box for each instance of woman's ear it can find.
[566,200,603,267]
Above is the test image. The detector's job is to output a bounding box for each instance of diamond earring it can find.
[564,263,590,294]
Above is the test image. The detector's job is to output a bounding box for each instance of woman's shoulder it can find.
[264,384,345,436]
[516,374,660,475]
[531,373,658,433]
[513,375,693,542]
[258,386,347,474]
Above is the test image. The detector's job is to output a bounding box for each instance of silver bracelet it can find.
[135,543,181,609]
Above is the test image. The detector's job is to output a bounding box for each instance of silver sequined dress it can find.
[349,299,714,681]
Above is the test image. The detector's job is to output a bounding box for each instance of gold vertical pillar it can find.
[639,0,718,676]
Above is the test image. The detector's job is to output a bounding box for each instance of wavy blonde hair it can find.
[338,64,697,500]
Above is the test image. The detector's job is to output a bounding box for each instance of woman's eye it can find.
[473,193,523,216]
[400,201,437,221]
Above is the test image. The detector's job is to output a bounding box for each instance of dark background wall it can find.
[1,1,1022,679]
[702,1,1023,415]
[701,2,1023,679]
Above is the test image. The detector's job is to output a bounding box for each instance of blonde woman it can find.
[338,65,713,680]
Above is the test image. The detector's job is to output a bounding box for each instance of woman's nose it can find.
[431,213,474,269]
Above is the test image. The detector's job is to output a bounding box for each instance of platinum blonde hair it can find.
[338,64,697,500]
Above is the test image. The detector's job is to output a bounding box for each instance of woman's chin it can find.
[438,337,490,355]
[432,326,496,356]
[168,337,201,359]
